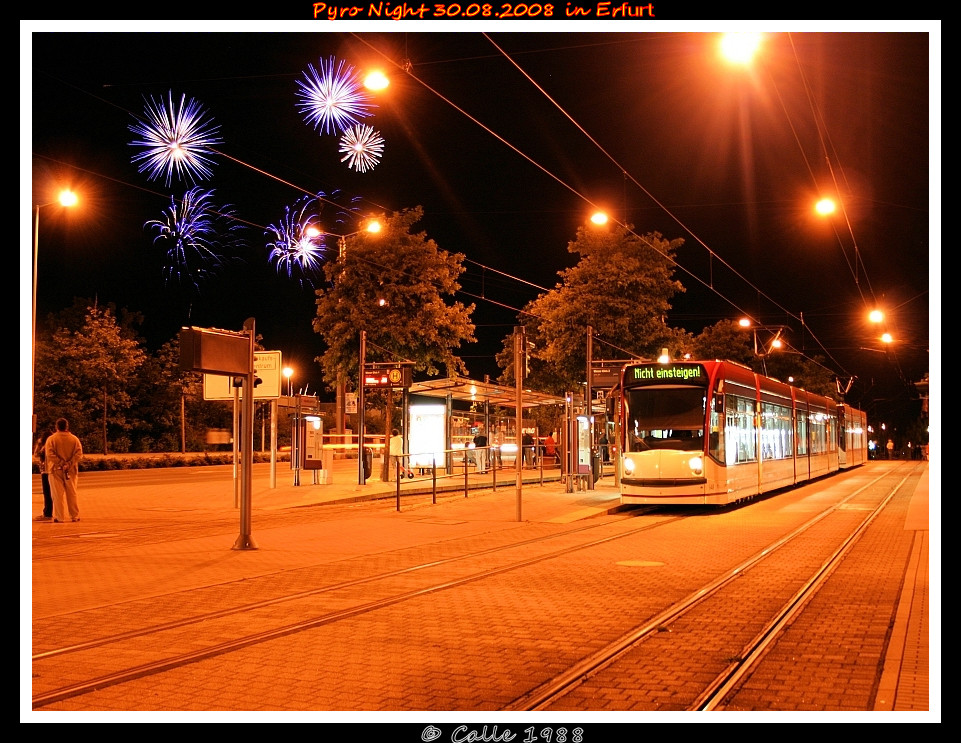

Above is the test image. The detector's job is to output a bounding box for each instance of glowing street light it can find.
[720,32,763,65]
[325,218,382,260]
[815,197,837,216]
[283,366,294,397]
[364,70,389,91]
[32,189,78,432]
[738,318,788,373]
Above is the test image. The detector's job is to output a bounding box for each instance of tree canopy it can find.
[312,207,476,387]
[498,224,690,392]
[35,302,147,454]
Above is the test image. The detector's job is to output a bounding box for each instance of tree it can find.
[498,224,689,393]
[692,319,755,366]
[35,301,147,454]
[312,207,476,385]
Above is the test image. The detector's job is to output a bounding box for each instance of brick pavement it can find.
[23,458,935,719]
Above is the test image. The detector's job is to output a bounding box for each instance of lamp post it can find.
[283,366,294,397]
[320,219,382,437]
[32,190,78,433]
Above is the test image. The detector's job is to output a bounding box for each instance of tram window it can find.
[625,388,706,452]
[761,401,792,460]
[725,394,756,464]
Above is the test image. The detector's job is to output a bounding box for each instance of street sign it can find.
[363,364,412,389]
[180,327,250,375]
[203,351,283,400]
[590,366,622,388]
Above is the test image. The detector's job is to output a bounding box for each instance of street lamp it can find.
[283,366,294,397]
[318,219,383,437]
[32,189,78,432]
[738,318,789,374]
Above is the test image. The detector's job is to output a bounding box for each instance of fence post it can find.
[395,456,401,512]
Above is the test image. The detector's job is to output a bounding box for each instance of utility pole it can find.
[358,330,367,486]
[232,317,257,550]
[514,326,524,522]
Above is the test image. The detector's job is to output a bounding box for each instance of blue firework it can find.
[316,188,363,231]
[296,56,374,136]
[129,91,223,186]
[339,124,385,173]
[266,195,327,287]
[145,187,245,291]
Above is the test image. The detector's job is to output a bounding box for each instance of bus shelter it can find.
[403,376,568,474]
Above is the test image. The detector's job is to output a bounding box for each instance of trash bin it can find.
[591,451,602,483]
[363,447,373,481]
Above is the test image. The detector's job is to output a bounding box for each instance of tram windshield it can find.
[624,387,706,452]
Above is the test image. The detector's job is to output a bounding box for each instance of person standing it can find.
[522,431,534,468]
[388,428,404,481]
[45,417,83,523]
[33,428,54,521]
[473,425,488,474]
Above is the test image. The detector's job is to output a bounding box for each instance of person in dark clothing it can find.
[522,432,534,467]
[473,426,489,474]
[33,428,54,521]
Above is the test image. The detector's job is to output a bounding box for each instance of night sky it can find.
[24,23,937,434]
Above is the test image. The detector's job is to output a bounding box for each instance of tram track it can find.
[32,506,678,708]
[31,463,920,712]
[510,462,921,712]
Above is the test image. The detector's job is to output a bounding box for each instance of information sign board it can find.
[203,351,283,400]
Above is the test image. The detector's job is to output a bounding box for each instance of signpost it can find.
[180,322,259,551]
[202,351,282,400]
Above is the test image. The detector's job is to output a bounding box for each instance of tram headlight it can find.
[688,456,703,476]
[622,456,635,476]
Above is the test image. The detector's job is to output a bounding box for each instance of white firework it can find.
[129,91,222,186]
[339,124,385,173]
[296,56,374,136]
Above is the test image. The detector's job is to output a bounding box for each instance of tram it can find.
[616,359,867,506]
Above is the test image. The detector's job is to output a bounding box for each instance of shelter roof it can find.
[407,376,567,409]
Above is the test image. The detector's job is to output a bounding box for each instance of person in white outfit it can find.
[45,417,84,523]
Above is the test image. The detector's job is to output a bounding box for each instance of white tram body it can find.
[617,360,867,506]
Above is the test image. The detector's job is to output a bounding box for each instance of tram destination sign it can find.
[627,363,708,385]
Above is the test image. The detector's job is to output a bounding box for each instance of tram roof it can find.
[407,376,568,409]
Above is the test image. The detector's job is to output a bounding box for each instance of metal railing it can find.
[387,444,563,511]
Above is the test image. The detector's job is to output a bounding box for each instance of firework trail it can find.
[145,187,245,291]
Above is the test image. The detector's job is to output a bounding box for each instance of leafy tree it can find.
[692,319,755,365]
[497,224,689,393]
[126,339,230,452]
[35,301,147,454]
[312,207,476,385]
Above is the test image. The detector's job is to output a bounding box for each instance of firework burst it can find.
[266,196,327,287]
[316,188,363,231]
[145,187,245,291]
[129,91,223,186]
[339,124,385,173]
[296,56,375,136]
